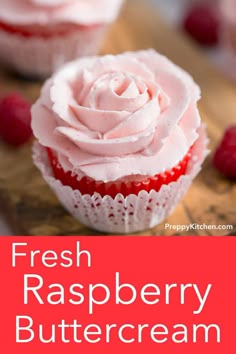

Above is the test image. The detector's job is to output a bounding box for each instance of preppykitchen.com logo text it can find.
[165,223,233,233]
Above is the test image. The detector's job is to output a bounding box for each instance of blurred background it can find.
[152,0,234,80]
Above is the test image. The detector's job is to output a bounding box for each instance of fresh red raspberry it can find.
[183,5,219,46]
[213,126,236,178]
[0,93,32,146]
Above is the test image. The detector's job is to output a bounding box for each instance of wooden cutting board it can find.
[0,0,235,236]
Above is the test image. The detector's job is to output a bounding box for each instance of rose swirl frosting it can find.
[32,50,202,182]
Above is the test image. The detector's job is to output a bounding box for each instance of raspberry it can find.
[213,126,236,178]
[183,5,219,46]
[0,93,32,146]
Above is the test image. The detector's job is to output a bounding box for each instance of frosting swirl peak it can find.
[32,50,202,182]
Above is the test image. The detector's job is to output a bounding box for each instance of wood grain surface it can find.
[0,0,235,236]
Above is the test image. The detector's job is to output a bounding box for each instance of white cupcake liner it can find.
[32,125,208,234]
[0,25,107,78]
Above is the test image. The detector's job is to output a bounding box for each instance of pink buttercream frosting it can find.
[31,50,202,182]
[0,0,124,26]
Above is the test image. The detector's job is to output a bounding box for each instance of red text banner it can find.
[0,237,235,354]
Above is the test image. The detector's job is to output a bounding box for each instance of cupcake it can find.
[0,0,124,78]
[32,49,208,233]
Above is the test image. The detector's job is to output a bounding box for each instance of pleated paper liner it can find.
[0,24,107,78]
[33,125,208,233]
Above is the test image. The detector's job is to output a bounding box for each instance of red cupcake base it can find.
[0,21,93,38]
[47,147,193,198]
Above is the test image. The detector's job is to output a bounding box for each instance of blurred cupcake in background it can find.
[0,0,124,78]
